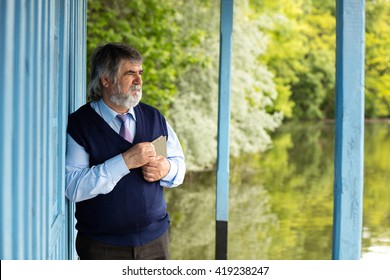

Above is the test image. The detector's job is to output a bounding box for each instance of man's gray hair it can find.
[88,43,143,101]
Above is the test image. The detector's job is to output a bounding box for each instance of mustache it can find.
[130,85,142,91]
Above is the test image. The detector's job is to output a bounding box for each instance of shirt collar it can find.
[97,99,137,123]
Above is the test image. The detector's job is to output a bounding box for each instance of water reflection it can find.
[165,122,390,259]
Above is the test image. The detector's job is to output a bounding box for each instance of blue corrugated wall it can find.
[0,0,86,260]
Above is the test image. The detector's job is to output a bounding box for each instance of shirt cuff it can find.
[105,154,130,184]
[161,159,178,187]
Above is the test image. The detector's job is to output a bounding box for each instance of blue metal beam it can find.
[215,0,234,260]
[332,0,365,260]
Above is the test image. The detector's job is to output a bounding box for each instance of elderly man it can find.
[66,43,185,260]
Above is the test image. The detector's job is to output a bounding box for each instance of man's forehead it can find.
[120,59,142,68]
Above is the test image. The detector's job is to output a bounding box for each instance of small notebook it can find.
[151,135,167,157]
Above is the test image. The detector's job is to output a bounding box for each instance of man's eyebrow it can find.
[125,69,143,75]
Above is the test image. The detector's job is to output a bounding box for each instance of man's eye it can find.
[127,71,143,76]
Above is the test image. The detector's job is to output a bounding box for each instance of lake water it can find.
[165,121,390,260]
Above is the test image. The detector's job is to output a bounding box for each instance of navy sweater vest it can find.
[67,102,169,246]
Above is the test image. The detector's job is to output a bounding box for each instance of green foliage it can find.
[87,0,390,171]
[253,0,389,119]
[365,0,390,117]
[165,0,221,171]
[87,0,199,115]
[255,0,335,120]
[87,0,283,171]
[168,0,282,171]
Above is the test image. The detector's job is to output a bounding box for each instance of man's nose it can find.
[133,74,142,84]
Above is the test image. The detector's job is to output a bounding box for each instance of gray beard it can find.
[110,85,142,109]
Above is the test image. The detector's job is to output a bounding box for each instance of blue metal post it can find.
[216,0,233,260]
[332,0,365,260]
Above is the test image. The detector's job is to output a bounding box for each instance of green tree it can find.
[87,0,199,116]
[254,0,335,120]
[255,0,390,120]
[169,0,283,170]
[86,0,390,172]
[365,0,390,118]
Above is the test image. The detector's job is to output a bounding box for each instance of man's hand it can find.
[142,156,171,182]
[121,142,156,169]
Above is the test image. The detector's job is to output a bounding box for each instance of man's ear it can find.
[100,76,110,88]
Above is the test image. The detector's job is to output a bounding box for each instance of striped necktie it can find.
[117,114,132,142]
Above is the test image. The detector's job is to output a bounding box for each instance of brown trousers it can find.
[76,230,170,260]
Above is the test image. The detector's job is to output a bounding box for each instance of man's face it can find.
[103,60,143,111]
